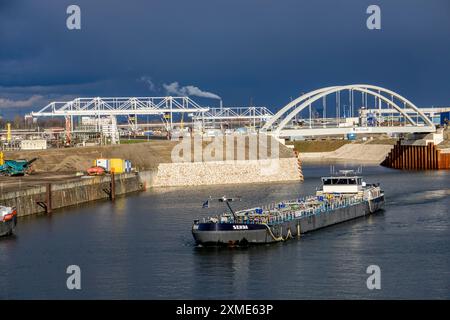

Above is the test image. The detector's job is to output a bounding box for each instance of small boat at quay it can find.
[0,205,17,237]
[192,170,384,246]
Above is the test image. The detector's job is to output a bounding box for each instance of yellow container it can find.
[109,158,124,173]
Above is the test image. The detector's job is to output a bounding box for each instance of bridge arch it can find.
[262,86,339,130]
[357,84,433,126]
[264,84,434,136]
[274,86,418,136]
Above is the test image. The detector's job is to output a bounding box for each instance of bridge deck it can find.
[276,126,436,137]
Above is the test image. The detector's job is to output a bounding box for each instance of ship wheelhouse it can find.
[320,174,364,194]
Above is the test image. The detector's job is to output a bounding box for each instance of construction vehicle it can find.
[0,158,38,176]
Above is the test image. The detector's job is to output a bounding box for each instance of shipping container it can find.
[125,160,132,173]
[110,158,125,173]
[95,159,110,171]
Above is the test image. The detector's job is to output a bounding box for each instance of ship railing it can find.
[211,195,365,226]
[266,195,364,224]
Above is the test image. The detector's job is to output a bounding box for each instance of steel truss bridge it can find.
[261,84,436,138]
[192,107,273,128]
[30,96,209,117]
[28,97,272,129]
[29,96,210,132]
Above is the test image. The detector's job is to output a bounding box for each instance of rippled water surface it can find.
[0,165,449,299]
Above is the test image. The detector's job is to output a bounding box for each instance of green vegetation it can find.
[120,139,149,144]
[366,138,398,145]
[286,140,351,153]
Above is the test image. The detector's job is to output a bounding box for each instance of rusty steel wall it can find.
[382,141,450,170]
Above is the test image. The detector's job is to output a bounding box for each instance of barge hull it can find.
[193,196,384,246]
[298,195,384,235]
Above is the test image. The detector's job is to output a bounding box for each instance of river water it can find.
[0,164,449,299]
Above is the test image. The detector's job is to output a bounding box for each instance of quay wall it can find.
[0,173,143,217]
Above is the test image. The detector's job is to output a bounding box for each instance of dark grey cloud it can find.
[1,0,450,117]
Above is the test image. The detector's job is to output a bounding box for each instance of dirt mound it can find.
[52,155,91,172]
[4,140,177,172]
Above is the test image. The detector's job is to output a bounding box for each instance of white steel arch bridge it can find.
[261,84,436,138]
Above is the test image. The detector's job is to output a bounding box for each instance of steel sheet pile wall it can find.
[382,141,450,170]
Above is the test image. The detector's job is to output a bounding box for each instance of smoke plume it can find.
[163,82,221,100]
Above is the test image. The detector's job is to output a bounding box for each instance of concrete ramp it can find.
[300,143,394,163]
[329,144,393,163]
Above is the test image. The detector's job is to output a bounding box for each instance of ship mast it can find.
[219,196,240,220]
[205,196,240,220]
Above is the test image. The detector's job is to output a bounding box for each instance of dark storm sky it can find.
[0,0,449,117]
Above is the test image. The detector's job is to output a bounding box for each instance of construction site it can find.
[0,86,449,217]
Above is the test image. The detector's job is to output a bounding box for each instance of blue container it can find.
[347,133,357,140]
[440,112,450,125]
[124,160,132,173]
[255,208,263,214]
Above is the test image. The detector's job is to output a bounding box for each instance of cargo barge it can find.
[192,170,384,246]
[0,206,17,237]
